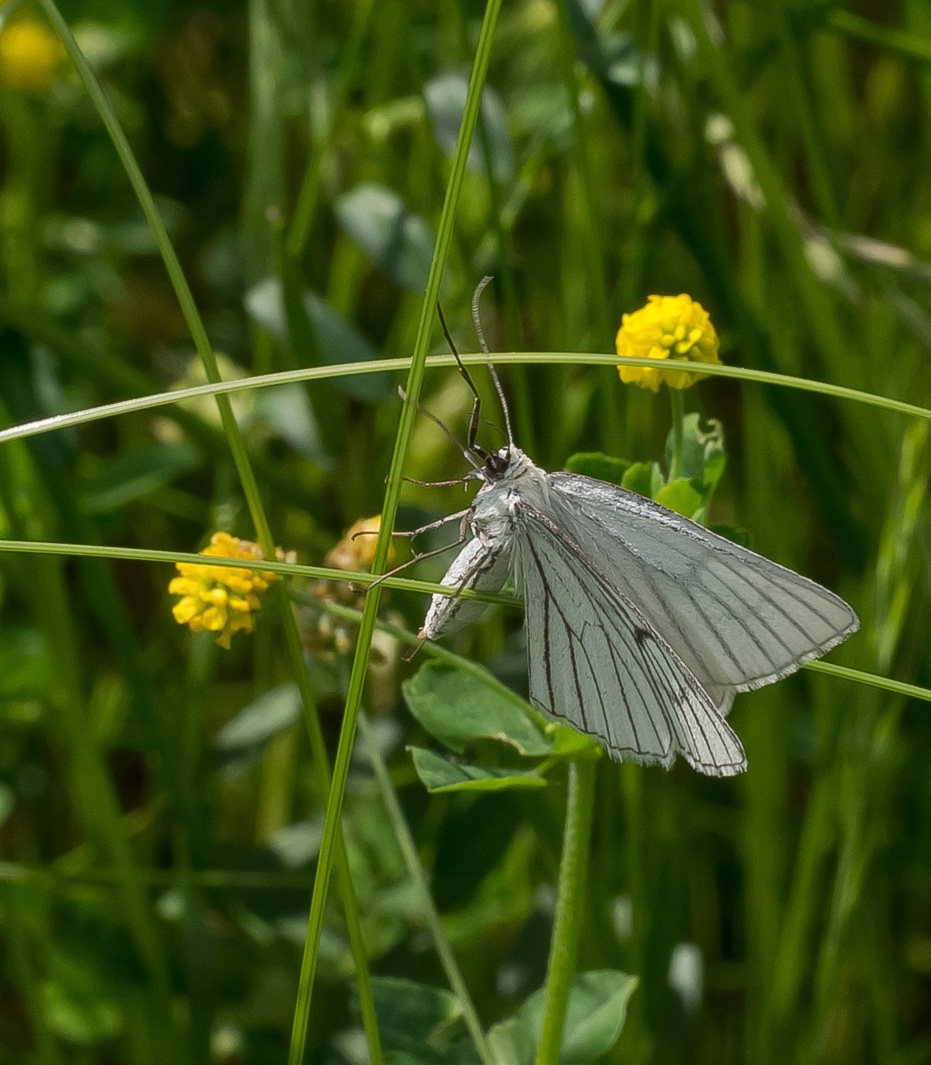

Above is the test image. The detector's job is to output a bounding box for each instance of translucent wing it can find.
[513,503,747,776]
[547,474,859,712]
[421,535,511,640]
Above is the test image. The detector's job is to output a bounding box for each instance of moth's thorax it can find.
[471,447,548,541]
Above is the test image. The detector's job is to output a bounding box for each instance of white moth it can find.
[420,443,859,776]
[417,285,859,776]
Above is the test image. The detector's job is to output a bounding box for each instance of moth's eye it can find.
[486,451,510,478]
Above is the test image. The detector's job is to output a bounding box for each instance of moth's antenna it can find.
[438,303,484,456]
[471,275,515,449]
[397,386,481,470]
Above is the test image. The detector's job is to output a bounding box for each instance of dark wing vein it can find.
[515,503,747,776]
[547,475,858,692]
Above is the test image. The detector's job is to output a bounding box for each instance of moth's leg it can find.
[400,474,472,489]
[357,506,470,592]
[352,508,471,546]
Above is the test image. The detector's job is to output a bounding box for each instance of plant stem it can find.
[286,2,504,1061]
[669,388,685,480]
[357,711,494,1065]
[38,6,382,1059]
[535,759,596,1065]
[278,594,383,1063]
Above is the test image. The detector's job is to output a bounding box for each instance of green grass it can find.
[0,1,930,1063]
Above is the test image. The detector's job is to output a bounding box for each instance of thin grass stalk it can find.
[286,3,505,1060]
[0,538,923,705]
[3,352,930,449]
[675,0,855,390]
[286,0,375,259]
[461,12,533,456]
[826,9,931,66]
[553,0,609,340]
[356,710,494,1065]
[767,777,835,1044]
[35,0,273,549]
[535,759,597,1065]
[276,592,383,1062]
[6,887,67,1065]
[35,4,382,1055]
[668,389,685,480]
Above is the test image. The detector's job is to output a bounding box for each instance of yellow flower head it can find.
[0,20,65,93]
[327,515,395,574]
[169,532,283,649]
[616,294,721,393]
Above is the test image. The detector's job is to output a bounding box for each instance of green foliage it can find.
[563,452,630,485]
[566,414,725,520]
[335,183,436,294]
[246,278,393,402]
[0,0,930,1063]
[404,661,552,757]
[488,971,638,1065]
[409,747,548,793]
[368,977,466,1062]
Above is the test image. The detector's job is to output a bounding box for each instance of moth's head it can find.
[482,446,528,483]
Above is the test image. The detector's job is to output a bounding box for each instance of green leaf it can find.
[0,627,52,706]
[40,952,124,1046]
[403,662,551,756]
[666,413,727,492]
[621,461,664,500]
[253,384,323,460]
[82,442,201,513]
[334,182,435,293]
[245,277,392,401]
[410,747,547,793]
[366,977,465,1061]
[487,970,638,1065]
[564,452,630,486]
[711,523,752,548]
[268,818,324,868]
[548,726,601,760]
[425,71,515,183]
[0,784,15,827]
[655,477,704,519]
[214,684,301,750]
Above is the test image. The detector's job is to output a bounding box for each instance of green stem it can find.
[278,592,383,1063]
[0,539,920,702]
[37,5,382,1059]
[5,887,67,1065]
[3,353,931,449]
[286,3,504,1060]
[286,0,375,259]
[535,759,596,1065]
[357,711,494,1065]
[36,0,272,548]
[669,388,685,480]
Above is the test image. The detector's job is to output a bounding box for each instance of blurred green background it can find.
[0,0,930,1062]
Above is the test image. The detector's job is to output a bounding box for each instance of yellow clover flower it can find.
[616,294,721,393]
[0,20,65,93]
[169,532,282,649]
